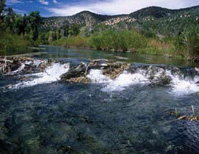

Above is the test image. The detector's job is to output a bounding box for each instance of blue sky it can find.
[6,0,199,17]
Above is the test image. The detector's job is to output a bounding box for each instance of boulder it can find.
[61,62,88,82]
[61,60,130,83]
[102,62,130,79]
[0,56,53,75]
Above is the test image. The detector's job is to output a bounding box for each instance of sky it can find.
[6,0,199,17]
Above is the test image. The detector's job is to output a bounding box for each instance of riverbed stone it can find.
[0,56,51,75]
[61,60,130,83]
[102,62,130,79]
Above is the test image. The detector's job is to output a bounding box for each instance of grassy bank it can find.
[52,36,90,48]
[51,29,188,59]
[0,31,33,55]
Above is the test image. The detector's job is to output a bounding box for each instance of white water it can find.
[87,68,199,95]
[11,63,69,89]
[87,70,111,83]
[103,71,149,91]
[87,69,149,92]
[7,62,199,95]
[171,75,199,95]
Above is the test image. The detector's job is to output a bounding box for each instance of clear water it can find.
[1,46,199,154]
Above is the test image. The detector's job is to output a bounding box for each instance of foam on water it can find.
[171,75,199,95]
[87,69,149,92]
[87,69,111,83]
[103,71,149,91]
[6,62,199,95]
[11,63,69,89]
[87,68,199,95]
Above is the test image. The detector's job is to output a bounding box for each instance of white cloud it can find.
[6,0,22,5]
[38,0,49,5]
[53,0,58,4]
[13,8,27,15]
[47,0,199,16]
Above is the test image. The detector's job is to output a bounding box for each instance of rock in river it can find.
[61,59,130,83]
[0,56,54,75]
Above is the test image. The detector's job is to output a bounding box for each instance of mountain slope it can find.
[42,11,120,29]
[42,5,199,33]
[130,6,174,19]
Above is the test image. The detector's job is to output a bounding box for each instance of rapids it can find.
[1,46,199,154]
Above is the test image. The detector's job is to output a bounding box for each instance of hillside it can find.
[42,5,199,33]
[42,11,121,29]
[41,5,199,39]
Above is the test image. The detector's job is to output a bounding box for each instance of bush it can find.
[52,36,89,48]
[0,31,32,54]
[90,29,148,52]
[174,26,199,60]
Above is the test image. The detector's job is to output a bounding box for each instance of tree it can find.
[68,24,80,36]
[175,26,199,60]
[14,14,24,35]
[27,11,42,41]
[4,8,16,33]
[0,0,5,22]
[48,31,53,44]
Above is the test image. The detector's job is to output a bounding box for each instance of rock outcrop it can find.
[61,59,130,83]
[0,57,52,75]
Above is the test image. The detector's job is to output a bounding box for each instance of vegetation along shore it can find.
[0,0,199,62]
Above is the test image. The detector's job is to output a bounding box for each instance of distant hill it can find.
[130,6,199,19]
[42,5,199,36]
[42,11,121,29]
[130,6,173,19]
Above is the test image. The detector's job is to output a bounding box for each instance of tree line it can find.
[0,0,81,52]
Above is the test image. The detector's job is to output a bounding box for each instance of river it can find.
[0,46,199,153]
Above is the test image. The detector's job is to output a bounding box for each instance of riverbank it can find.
[0,31,33,54]
[51,30,190,61]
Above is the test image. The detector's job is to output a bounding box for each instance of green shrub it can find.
[52,36,89,48]
[0,31,32,54]
[90,29,148,52]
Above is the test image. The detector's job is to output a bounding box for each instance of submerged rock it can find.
[178,116,199,121]
[150,71,172,86]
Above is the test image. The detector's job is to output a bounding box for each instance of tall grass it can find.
[0,31,32,55]
[90,30,148,52]
[52,36,90,48]
[138,39,176,55]
[50,29,189,60]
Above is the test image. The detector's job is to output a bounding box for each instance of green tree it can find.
[0,0,5,22]
[68,24,80,36]
[27,11,42,41]
[13,14,24,35]
[3,8,16,33]
[175,26,199,60]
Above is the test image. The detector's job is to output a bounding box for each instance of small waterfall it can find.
[87,69,111,83]
[87,65,199,95]
[6,60,199,96]
[11,63,69,89]
[170,74,199,95]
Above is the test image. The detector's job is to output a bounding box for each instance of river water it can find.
[1,46,199,154]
